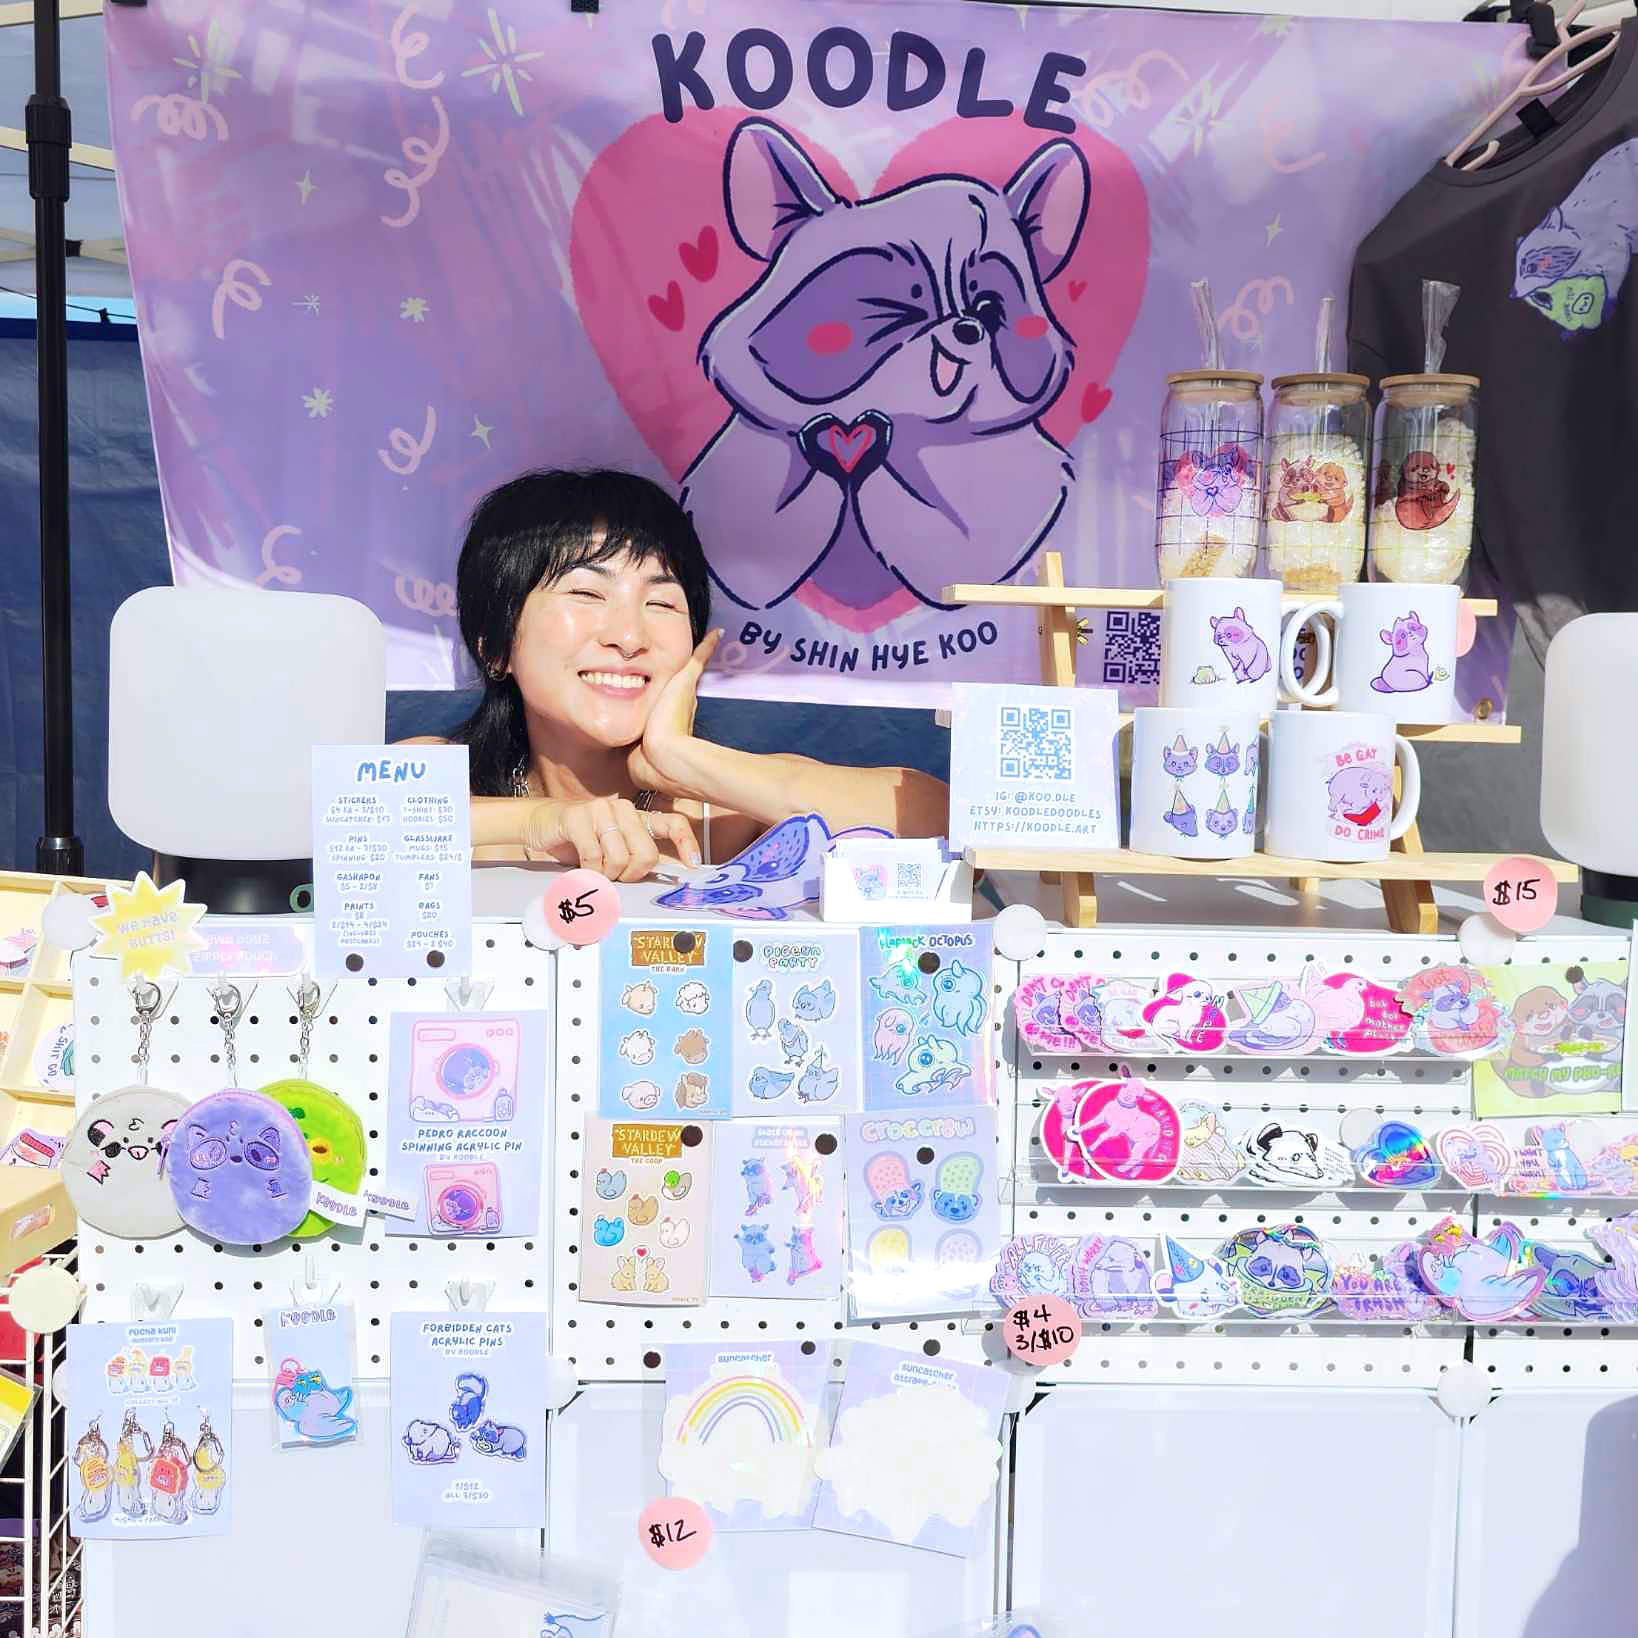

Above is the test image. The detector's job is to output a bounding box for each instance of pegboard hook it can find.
[444,975,493,1012]
[445,1278,493,1313]
[291,1254,340,1309]
[129,1282,182,1322]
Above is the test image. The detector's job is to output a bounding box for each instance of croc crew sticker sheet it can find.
[68,1318,233,1540]
[657,1341,828,1531]
[709,1120,844,1301]
[844,1109,1000,1319]
[861,926,995,1110]
[386,1012,549,1239]
[601,925,732,1120]
[389,1313,547,1529]
[581,1120,712,1305]
[731,928,861,1115]
[812,1343,1006,1557]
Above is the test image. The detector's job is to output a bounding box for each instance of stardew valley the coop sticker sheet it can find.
[601,925,732,1120]
[581,1120,712,1305]
[67,1318,233,1540]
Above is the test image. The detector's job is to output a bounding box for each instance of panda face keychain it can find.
[61,983,188,1239]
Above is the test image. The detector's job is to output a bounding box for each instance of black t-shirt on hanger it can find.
[1349,22,1638,661]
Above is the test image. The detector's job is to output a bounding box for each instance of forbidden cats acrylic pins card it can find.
[602,925,731,1120]
[861,926,994,1110]
[581,1120,711,1305]
[68,1317,232,1540]
[389,1313,547,1529]
[657,1340,828,1532]
[731,928,861,1114]
[844,1108,999,1319]
[264,1302,358,1449]
[710,1120,844,1301]
[386,1013,548,1239]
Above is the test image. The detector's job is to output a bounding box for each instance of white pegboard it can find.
[74,921,558,1375]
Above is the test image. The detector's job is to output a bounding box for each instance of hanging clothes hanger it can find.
[1445,0,1626,170]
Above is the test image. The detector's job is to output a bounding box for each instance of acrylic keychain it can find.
[60,980,189,1239]
[73,1418,112,1524]
[262,978,366,1241]
[149,1419,193,1527]
[191,1413,227,1512]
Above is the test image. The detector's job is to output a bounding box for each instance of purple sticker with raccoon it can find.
[166,1090,312,1245]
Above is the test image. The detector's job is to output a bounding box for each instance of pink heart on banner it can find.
[571,110,1150,605]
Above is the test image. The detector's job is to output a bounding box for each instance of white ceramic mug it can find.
[1265,709,1421,862]
[1160,577,1303,718]
[1130,706,1261,860]
[1279,582,1460,725]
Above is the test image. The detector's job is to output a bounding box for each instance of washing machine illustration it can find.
[408,1018,520,1124]
[425,1162,502,1235]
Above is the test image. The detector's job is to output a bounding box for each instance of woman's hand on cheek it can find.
[627,629,721,796]
[521,796,700,879]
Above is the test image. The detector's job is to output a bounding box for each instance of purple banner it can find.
[106,1,1518,703]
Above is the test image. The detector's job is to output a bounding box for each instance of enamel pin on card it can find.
[657,1341,828,1532]
[389,1313,547,1529]
[812,1342,1007,1557]
[710,1120,843,1301]
[731,927,861,1115]
[581,1120,711,1305]
[602,925,732,1119]
[844,1108,999,1319]
[386,1012,548,1239]
[861,925,995,1110]
[68,1318,232,1540]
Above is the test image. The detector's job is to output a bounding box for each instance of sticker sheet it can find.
[67,1318,233,1540]
[1473,961,1627,1117]
[709,1120,844,1301]
[844,1108,1000,1319]
[860,926,995,1110]
[730,927,862,1115]
[812,1342,1007,1556]
[581,1120,712,1305]
[601,924,732,1120]
[657,1341,828,1531]
[386,1012,549,1238]
[264,1302,358,1449]
[389,1312,547,1529]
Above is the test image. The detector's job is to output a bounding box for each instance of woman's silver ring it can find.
[597,824,621,839]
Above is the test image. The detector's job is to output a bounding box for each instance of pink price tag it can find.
[638,1496,712,1570]
[1003,1295,1081,1367]
[544,870,621,945]
[1456,602,1478,658]
[1482,856,1558,934]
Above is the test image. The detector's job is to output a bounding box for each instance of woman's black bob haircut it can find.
[448,468,713,794]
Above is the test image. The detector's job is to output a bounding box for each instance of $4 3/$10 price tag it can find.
[1003,1296,1081,1368]
[638,1496,713,1570]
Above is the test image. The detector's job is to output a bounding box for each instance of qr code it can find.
[997,704,1074,782]
[1101,610,1160,687]
[893,862,925,897]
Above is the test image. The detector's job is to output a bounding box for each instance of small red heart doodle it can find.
[827,420,876,473]
[635,1245,648,1257]
[647,280,685,332]
[1069,279,1087,301]
[678,226,718,283]
[1080,381,1113,424]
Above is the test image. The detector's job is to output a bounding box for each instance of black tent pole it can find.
[27,0,83,876]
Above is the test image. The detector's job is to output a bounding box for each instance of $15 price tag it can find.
[1482,856,1559,935]
[1003,1295,1081,1367]
[638,1496,712,1570]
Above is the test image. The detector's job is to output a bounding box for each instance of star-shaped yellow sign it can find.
[90,872,207,982]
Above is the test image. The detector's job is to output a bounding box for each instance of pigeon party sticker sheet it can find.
[845,1109,1000,1319]
[389,1313,547,1529]
[67,1318,233,1540]
[657,1341,828,1531]
[386,1012,548,1239]
[812,1343,1006,1557]
[861,926,995,1110]
[581,1120,712,1305]
[710,1120,844,1301]
[731,928,861,1114]
[601,925,732,1120]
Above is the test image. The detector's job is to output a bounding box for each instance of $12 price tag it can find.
[638,1496,712,1570]
[1482,856,1559,935]
[1003,1295,1081,1367]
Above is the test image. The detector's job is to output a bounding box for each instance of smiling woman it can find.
[400,469,948,880]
